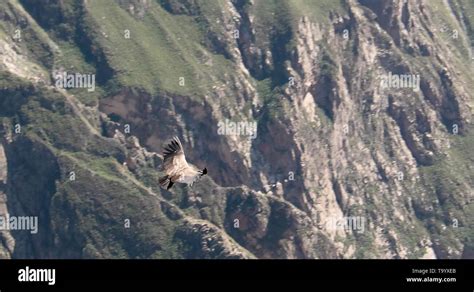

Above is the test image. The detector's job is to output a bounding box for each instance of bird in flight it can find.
[159,136,207,190]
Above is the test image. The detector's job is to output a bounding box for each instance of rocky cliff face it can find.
[0,0,472,259]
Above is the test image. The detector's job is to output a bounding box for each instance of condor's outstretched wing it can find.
[162,136,189,175]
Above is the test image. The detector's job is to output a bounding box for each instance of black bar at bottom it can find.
[0,259,471,290]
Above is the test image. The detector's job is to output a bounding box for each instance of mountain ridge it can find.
[0,0,472,259]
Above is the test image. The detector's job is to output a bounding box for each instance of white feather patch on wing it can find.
[162,136,189,177]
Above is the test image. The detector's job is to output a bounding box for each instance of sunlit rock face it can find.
[0,0,472,259]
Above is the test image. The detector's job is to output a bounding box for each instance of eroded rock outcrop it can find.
[0,0,472,259]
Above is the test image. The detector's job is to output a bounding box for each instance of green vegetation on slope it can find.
[85,0,235,96]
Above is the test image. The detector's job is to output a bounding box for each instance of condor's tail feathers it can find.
[159,175,174,190]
